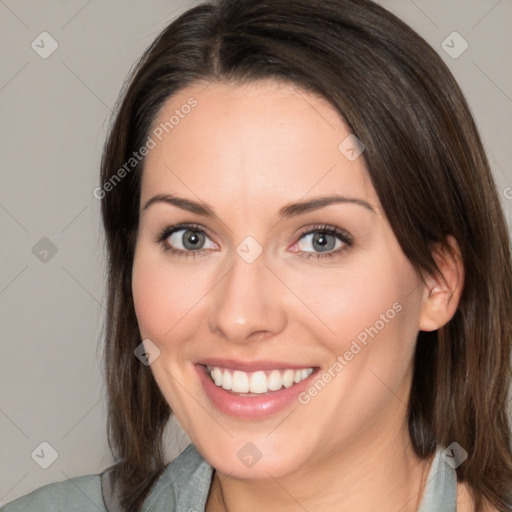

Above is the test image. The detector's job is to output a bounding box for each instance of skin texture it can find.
[131,80,467,512]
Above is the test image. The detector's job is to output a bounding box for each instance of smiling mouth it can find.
[204,364,315,395]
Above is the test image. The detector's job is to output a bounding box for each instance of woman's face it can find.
[132,79,427,478]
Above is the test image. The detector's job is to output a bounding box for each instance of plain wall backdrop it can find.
[1,0,511,505]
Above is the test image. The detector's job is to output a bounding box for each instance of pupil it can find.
[313,232,334,252]
[183,230,204,250]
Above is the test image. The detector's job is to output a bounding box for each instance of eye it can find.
[155,222,353,261]
[291,224,353,260]
[156,223,217,259]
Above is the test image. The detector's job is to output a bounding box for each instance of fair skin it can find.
[131,79,478,511]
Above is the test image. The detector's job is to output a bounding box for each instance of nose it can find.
[207,245,287,345]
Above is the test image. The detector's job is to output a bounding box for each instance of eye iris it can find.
[183,230,204,250]
[312,232,335,252]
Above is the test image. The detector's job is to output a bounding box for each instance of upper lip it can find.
[196,358,317,372]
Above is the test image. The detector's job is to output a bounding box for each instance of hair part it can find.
[99,0,512,510]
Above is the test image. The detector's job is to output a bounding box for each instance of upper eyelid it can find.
[159,223,214,241]
[296,224,352,241]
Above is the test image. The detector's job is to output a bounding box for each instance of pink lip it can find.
[196,357,312,372]
[195,363,318,420]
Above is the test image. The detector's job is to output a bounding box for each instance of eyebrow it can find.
[141,193,376,218]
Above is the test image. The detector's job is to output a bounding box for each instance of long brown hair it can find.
[99,0,512,510]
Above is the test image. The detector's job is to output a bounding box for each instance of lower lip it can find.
[195,364,317,420]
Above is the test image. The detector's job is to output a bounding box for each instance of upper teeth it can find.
[207,366,314,394]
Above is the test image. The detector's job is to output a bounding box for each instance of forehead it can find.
[140,79,378,215]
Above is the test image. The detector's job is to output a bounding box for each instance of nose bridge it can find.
[208,241,286,343]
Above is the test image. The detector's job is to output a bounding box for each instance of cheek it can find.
[301,269,420,423]
[328,261,421,395]
[131,248,204,342]
[290,254,416,355]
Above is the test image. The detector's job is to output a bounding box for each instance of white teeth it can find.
[207,366,314,394]
[282,369,295,388]
[212,367,223,386]
[232,370,249,393]
[267,370,283,391]
[221,369,232,390]
[249,371,267,393]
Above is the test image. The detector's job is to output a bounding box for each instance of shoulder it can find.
[1,474,105,512]
[142,443,214,511]
[1,445,213,512]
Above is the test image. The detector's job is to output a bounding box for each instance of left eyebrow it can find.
[277,195,376,217]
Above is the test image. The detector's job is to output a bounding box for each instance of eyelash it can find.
[155,222,353,261]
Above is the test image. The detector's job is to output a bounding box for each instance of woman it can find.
[3,0,511,511]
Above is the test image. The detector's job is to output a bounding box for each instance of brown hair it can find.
[99,0,512,510]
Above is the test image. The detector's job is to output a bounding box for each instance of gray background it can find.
[1,0,511,505]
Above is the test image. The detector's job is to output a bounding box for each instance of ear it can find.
[418,235,465,332]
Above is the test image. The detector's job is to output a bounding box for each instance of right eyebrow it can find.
[142,194,218,218]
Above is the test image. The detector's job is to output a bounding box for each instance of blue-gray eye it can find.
[297,231,341,253]
[166,228,214,251]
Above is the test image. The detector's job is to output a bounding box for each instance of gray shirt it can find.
[1,443,457,511]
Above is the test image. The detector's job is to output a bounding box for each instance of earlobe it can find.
[418,236,465,332]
